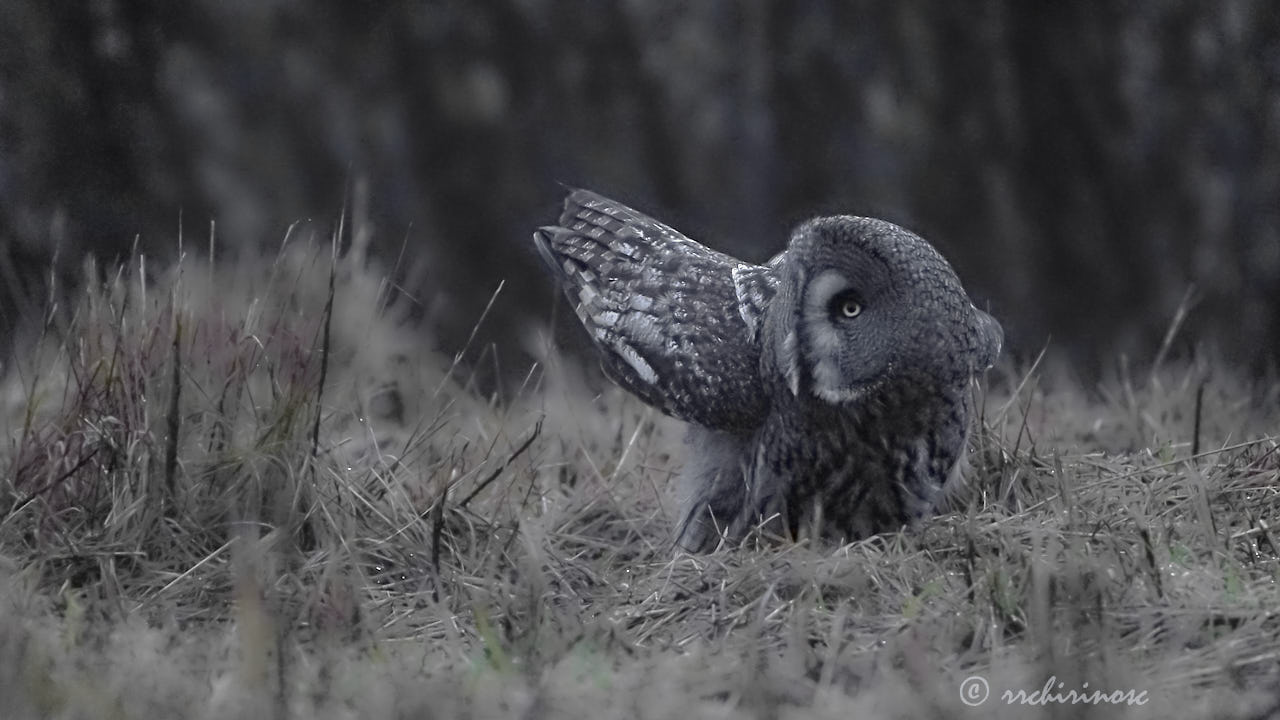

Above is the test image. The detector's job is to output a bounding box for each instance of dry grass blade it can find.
[458,419,542,510]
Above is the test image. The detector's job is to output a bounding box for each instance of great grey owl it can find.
[533,189,1002,552]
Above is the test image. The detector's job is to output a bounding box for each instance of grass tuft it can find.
[2,229,1279,718]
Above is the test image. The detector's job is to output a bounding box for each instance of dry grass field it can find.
[2,235,1279,719]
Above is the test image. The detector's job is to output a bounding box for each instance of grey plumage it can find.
[534,189,1002,552]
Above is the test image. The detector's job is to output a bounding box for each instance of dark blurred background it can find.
[2,1,1278,380]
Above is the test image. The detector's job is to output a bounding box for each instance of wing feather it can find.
[534,190,778,432]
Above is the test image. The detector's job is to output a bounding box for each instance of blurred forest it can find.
[2,1,1279,380]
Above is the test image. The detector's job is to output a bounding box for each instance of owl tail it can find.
[973,307,1003,371]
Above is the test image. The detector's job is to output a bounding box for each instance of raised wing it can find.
[534,189,777,432]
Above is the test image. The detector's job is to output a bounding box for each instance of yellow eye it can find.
[840,299,862,318]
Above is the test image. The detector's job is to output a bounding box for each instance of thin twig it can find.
[163,310,183,500]
[311,233,338,463]
[457,419,542,510]
[2,447,101,524]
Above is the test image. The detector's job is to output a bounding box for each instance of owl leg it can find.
[672,426,750,553]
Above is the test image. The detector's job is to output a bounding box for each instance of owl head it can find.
[762,216,1001,405]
